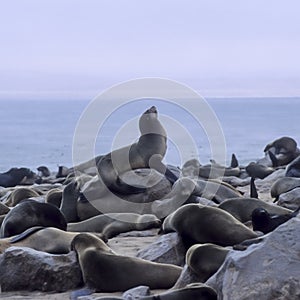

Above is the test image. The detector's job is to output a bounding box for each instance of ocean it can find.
[1,97,299,173]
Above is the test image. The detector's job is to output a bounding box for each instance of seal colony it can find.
[0,106,300,299]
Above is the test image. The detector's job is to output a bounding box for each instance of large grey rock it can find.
[136,232,186,266]
[173,264,201,289]
[277,187,300,210]
[0,247,82,292]
[122,285,150,299]
[207,217,300,300]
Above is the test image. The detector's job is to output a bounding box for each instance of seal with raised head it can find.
[96,106,178,195]
[162,204,258,246]
[71,233,182,292]
[0,200,67,238]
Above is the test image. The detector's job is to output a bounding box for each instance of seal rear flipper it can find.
[250,177,259,199]
[230,153,239,168]
[268,150,278,168]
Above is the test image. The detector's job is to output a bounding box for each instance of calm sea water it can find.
[0,97,299,172]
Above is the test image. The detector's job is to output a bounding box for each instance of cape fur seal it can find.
[67,213,161,239]
[0,200,67,237]
[71,233,182,292]
[218,197,292,223]
[259,136,300,167]
[252,206,300,234]
[162,204,258,246]
[5,187,40,207]
[186,243,230,282]
[95,106,178,195]
[0,226,106,254]
[0,168,36,188]
[270,177,300,200]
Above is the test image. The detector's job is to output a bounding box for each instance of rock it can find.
[0,247,82,292]
[172,264,201,289]
[207,218,300,300]
[122,285,150,299]
[136,232,186,266]
[277,187,300,210]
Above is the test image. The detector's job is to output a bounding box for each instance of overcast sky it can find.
[0,0,299,98]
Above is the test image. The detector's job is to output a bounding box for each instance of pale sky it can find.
[0,0,300,98]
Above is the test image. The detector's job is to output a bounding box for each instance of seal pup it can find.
[67,213,161,239]
[252,206,300,234]
[162,204,258,246]
[219,198,292,223]
[0,200,67,237]
[71,233,182,292]
[96,106,178,195]
[186,243,230,282]
[0,168,36,188]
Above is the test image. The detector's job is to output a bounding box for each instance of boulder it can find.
[136,232,186,266]
[172,264,201,289]
[207,217,300,300]
[122,285,150,299]
[277,187,300,210]
[0,247,82,292]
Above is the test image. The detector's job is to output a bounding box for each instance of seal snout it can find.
[146,106,157,114]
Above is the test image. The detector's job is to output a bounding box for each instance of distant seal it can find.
[186,243,230,282]
[0,168,36,188]
[0,226,106,254]
[0,200,67,237]
[96,106,178,195]
[162,204,258,246]
[182,154,240,180]
[71,233,182,292]
[260,136,300,166]
[67,213,161,239]
[252,206,300,234]
[37,166,51,177]
[218,197,292,223]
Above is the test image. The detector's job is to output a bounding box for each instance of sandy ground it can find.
[0,177,277,299]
